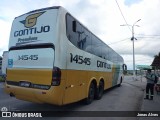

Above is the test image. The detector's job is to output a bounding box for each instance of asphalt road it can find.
[0,76,145,120]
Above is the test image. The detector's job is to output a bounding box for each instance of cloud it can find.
[0,19,11,54]
[0,0,159,69]
[0,0,52,55]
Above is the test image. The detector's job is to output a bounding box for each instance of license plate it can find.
[19,81,31,87]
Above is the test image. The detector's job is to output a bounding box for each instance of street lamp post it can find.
[121,19,141,80]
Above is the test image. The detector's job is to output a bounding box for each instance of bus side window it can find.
[66,14,79,48]
[72,21,77,32]
[91,35,102,58]
[83,31,92,53]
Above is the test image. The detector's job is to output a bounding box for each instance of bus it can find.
[5,6,126,105]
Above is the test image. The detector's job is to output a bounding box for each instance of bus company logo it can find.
[20,11,45,28]
[14,11,50,37]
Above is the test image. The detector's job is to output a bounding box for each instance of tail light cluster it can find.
[51,67,61,86]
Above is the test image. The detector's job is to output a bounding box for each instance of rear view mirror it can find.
[72,20,77,32]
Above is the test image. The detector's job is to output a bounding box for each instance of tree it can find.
[151,52,160,69]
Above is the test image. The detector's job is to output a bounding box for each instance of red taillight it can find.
[52,67,61,86]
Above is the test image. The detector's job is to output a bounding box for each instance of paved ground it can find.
[125,75,160,120]
[0,75,160,120]
[138,76,160,120]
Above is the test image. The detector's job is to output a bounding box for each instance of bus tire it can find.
[118,77,123,87]
[84,82,95,105]
[95,80,104,100]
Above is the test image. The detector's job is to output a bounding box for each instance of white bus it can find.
[5,6,125,105]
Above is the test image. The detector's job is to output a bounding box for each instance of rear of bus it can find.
[5,6,66,105]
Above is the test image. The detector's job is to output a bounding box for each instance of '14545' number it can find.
[18,55,38,60]
[70,53,91,65]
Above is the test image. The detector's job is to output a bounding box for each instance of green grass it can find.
[0,76,5,82]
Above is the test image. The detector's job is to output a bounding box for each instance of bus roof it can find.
[15,6,61,19]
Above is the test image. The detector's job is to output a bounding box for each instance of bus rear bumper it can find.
[5,84,64,105]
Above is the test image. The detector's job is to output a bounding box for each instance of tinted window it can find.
[82,28,92,53]
[91,35,103,58]
[102,45,109,59]
[66,14,123,63]
[66,14,78,47]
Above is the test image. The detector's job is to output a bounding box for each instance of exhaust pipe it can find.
[10,93,15,97]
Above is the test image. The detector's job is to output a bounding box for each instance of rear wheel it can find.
[95,81,104,100]
[84,82,95,105]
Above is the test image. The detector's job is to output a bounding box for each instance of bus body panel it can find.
[6,68,115,105]
[5,69,67,105]
[7,69,52,85]
[63,70,114,105]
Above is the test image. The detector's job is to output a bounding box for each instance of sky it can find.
[0,0,160,70]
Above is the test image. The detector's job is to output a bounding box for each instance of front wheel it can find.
[118,77,123,87]
[84,82,95,105]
